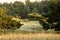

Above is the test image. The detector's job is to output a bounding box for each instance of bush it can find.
[0,6,23,30]
[0,15,22,29]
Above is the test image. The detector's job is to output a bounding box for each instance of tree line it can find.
[0,0,60,31]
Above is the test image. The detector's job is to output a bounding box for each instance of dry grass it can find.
[0,33,60,40]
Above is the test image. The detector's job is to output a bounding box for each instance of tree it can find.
[41,0,60,31]
[0,6,23,29]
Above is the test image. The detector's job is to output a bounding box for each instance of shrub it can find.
[0,15,22,29]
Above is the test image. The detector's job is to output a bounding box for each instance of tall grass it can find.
[0,29,60,40]
[0,33,60,40]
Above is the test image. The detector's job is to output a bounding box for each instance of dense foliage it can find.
[0,6,22,29]
[0,0,60,31]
